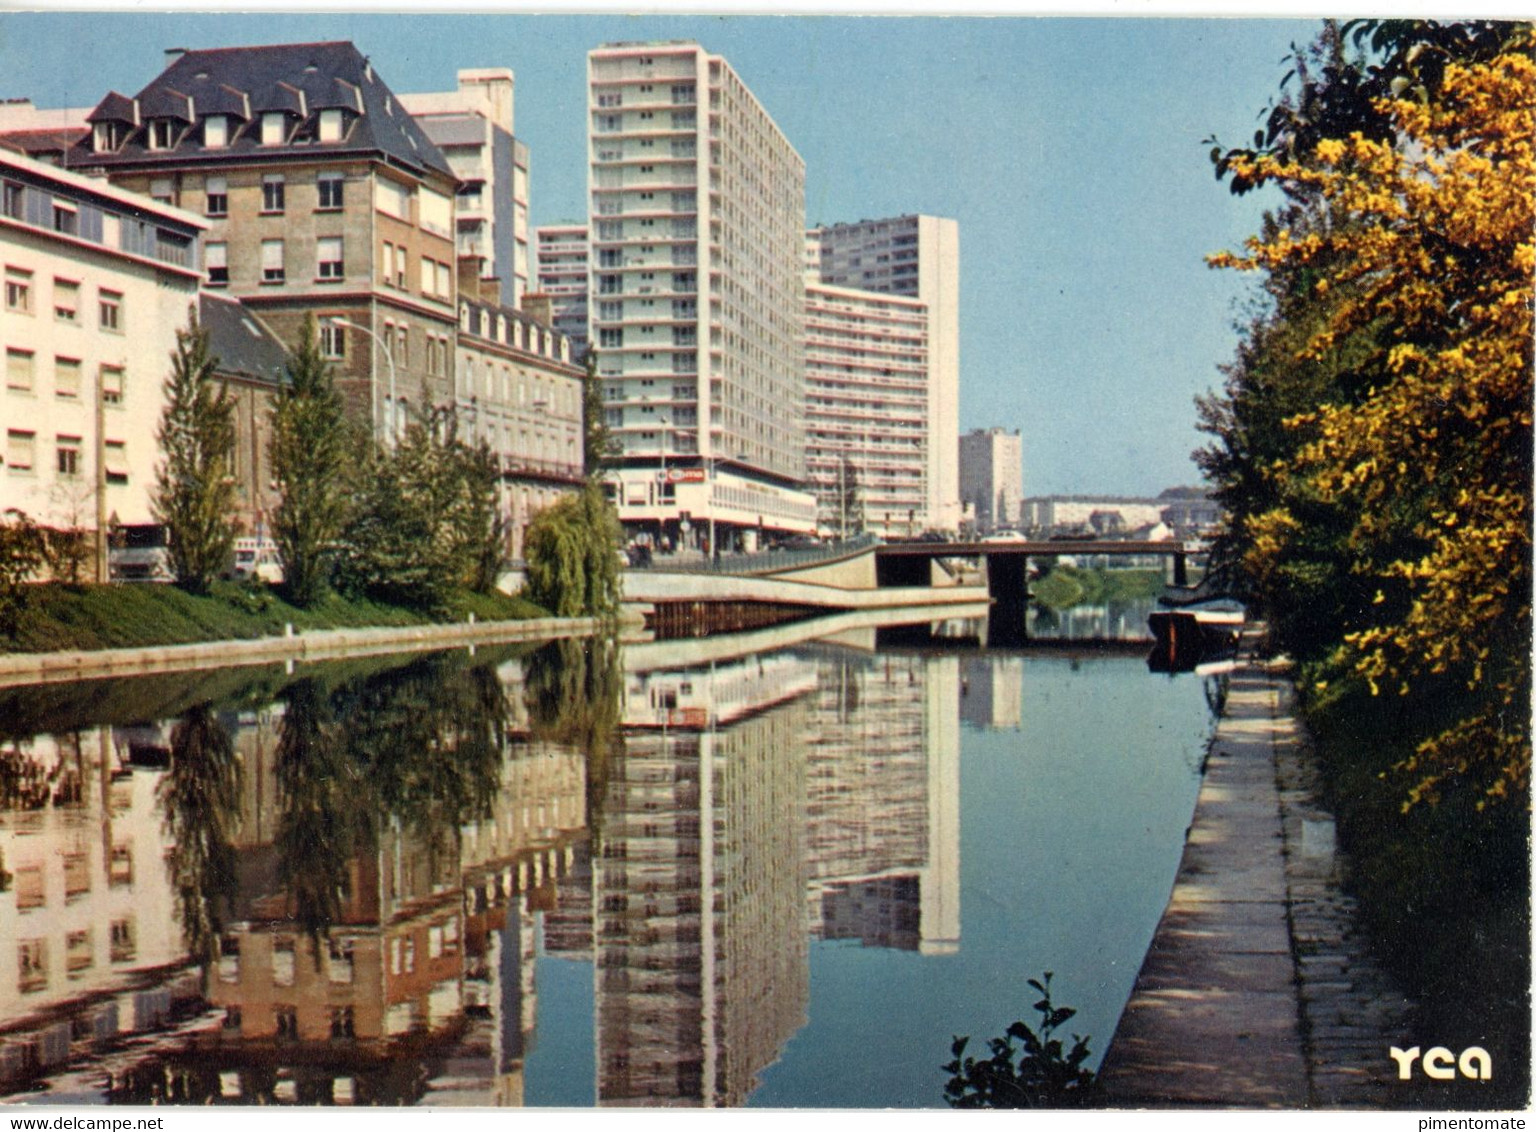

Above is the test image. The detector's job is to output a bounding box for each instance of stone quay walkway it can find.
[1098,640,1416,1108]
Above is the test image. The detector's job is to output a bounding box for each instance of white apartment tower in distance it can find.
[959,427,1023,533]
[588,41,812,552]
[810,215,960,530]
[401,69,531,304]
[534,222,590,358]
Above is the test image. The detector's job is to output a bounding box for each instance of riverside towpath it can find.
[1098,636,1415,1107]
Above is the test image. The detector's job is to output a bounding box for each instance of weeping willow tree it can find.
[523,483,623,619]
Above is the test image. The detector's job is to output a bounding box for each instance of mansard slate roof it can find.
[73,41,452,180]
[199,293,290,387]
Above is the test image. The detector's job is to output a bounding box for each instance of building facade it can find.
[1020,494,1165,534]
[533,222,590,358]
[70,42,461,444]
[400,68,531,305]
[588,41,812,552]
[809,215,960,530]
[454,282,585,559]
[803,280,932,538]
[1,147,204,573]
[958,426,1023,533]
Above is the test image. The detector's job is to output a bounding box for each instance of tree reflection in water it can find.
[160,705,241,966]
[523,635,624,847]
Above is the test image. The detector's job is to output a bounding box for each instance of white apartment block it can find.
[588,41,812,551]
[959,427,1023,533]
[804,281,932,538]
[810,215,960,530]
[534,223,590,358]
[401,69,531,304]
[1,148,203,570]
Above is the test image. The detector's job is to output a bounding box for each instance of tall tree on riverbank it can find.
[1202,25,1534,807]
[153,321,237,595]
[270,315,354,607]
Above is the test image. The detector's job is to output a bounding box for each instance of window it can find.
[317,236,344,280]
[317,172,344,210]
[598,274,622,295]
[109,918,136,963]
[597,220,622,240]
[318,108,343,142]
[148,178,173,205]
[597,92,622,108]
[5,267,31,313]
[149,120,173,150]
[262,174,285,213]
[261,112,286,145]
[7,430,36,472]
[272,939,296,987]
[599,327,623,348]
[98,289,122,330]
[2,181,21,219]
[395,326,408,368]
[319,322,346,359]
[56,435,81,477]
[55,357,81,398]
[420,256,434,295]
[205,177,227,216]
[18,939,45,993]
[101,365,124,405]
[394,247,406,289]
[203,115,227,147]
[261,240,285,283]
[328,938,354,984]
[6,349,34,392]
[599,300,622,321]
[53,278,78,322]
[375,177,410,220]
[435,260,450,299]
[205,242,227,286]
[598,248,621,267]
[53,204,78,236]
[104,440,127,484]
[381,241,394,285]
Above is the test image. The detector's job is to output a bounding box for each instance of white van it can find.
[108,524,174,583]
[231,537,284,585]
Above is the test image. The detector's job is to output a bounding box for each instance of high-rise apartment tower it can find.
[588,41,812,551]
[810,216,960,530]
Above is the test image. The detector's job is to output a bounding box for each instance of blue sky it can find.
[0,11,1313,496]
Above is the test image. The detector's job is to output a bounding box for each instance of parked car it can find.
[981,530,1023,543]
[108,524,174,583]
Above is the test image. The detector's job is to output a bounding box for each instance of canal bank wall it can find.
[1098,633,1416,1108]
[0,611,646,689]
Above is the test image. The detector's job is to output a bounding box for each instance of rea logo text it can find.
[1391,1046,1492,1081]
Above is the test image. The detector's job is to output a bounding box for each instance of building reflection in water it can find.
[960,654,1024,732]
[0,630,968,1107]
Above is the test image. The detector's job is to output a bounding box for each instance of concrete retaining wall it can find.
[0,613,644,689]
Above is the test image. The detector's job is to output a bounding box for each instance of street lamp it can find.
[328,317,397,447]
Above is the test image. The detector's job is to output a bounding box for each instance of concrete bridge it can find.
[624,536,1195,642]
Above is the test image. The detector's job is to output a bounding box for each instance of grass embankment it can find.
[1029,566,1165,610]
[2,580,547,654]
[1300,672,1530,1109]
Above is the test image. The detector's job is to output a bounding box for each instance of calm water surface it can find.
[0,610,1214,1107]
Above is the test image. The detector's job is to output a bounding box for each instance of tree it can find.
[270,314,354,606]
[835,456,864,539]
[1206,44,1534,807]
[152,320,237,595]
[0,510,44,634]
[582,350,618,481]
[1209,20,1532,194]
[523,483,623,619]
[336,401,501,611]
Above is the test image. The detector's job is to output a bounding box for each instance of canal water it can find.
[0,608,1215,1108]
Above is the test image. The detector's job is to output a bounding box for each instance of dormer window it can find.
[148,120,174,150]
[318,109,343,142]
[92,122,121,153]
[261,112,286,146]
[203,115,228,148]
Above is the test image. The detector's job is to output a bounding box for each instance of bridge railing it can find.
[628,532,882,576]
